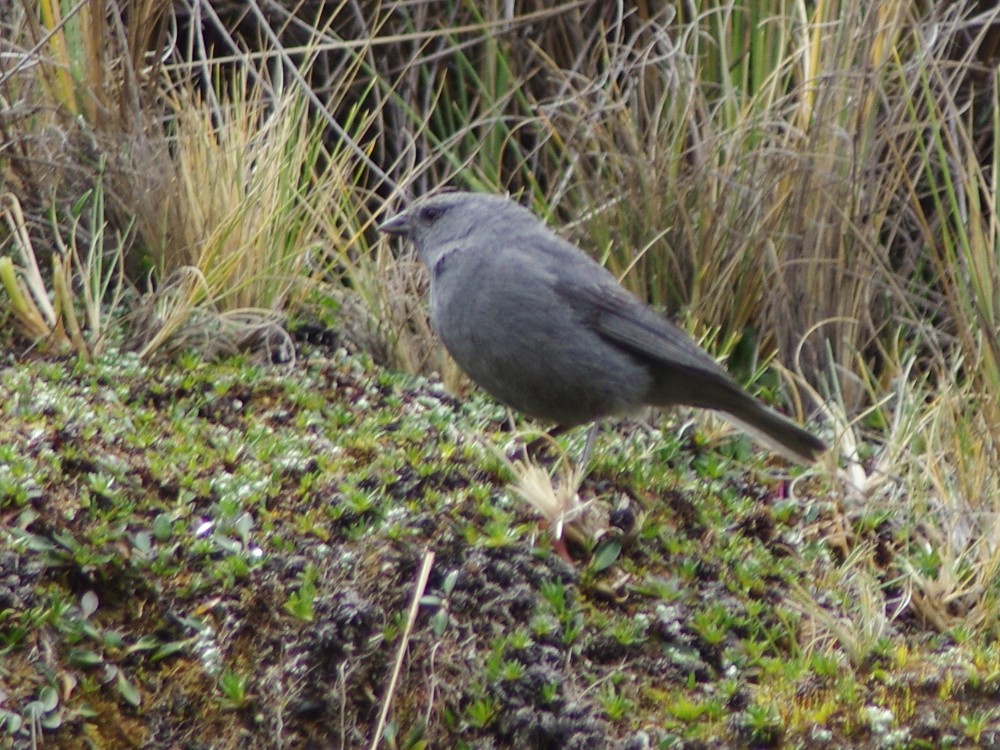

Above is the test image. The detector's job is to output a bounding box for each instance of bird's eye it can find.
[418,205,446,223]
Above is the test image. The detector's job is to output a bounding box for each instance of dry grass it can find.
[3,0,1000,642]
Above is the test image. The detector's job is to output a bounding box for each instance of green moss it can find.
[3,347,1000,748]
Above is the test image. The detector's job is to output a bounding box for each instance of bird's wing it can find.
[552,276,730,380]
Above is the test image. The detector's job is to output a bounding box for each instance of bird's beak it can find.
[378,210,412,237]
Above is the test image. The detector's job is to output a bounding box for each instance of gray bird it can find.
[379,192,826,465]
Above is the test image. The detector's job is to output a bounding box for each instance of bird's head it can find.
[378,192,531,266]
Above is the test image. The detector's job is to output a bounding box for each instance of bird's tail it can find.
[719,396,826,465]
[649,369,826,464]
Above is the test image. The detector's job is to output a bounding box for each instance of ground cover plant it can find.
[2,0,1000,747]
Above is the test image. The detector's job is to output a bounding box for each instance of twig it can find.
[369,548,435,750]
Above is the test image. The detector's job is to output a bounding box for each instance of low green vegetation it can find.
[0,347,998,747]
[2,0,1000,747]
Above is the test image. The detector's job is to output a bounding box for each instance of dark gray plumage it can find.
[379,192,825,464]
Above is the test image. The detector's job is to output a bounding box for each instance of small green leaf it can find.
[40,711,63,729]
[151,640,188,662]
[76,703,98,718]
[68,648,104,667]
[17,532,57,553]
[132,531,152,554]
[71,188,94,218]
[102,630,125,649]
[213,535,242,554]
[39,686,59,712]
[442,569,460,595]
[382,721,397,742]
[430,609,449,637]
[0,708,24,733]
[590,539,623,573]
[80,590,99,618]
[125,635,163,655]
[235,512,253,545]
[116,671,141,707]
[152,513,173,541]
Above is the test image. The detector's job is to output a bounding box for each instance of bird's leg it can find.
[579,422,599,470]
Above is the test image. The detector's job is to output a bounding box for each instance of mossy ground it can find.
[1,339,998,749]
